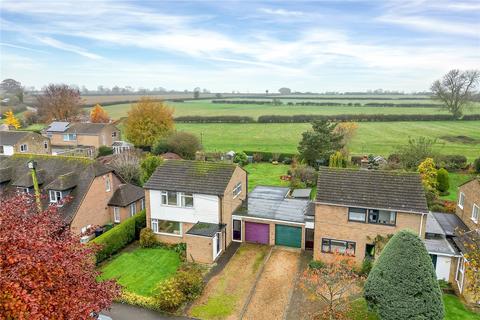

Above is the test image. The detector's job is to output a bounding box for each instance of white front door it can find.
[213,232,222,259]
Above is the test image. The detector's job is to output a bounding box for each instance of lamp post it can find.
[27,160,41,211]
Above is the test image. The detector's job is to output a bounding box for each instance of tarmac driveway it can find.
[242,247,301,320]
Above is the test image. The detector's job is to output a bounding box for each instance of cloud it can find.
[0,42,47,53]
[258,8,304,17]
[35,37,103,60]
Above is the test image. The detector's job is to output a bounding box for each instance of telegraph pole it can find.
[28,160,42,211]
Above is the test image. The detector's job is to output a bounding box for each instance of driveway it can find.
[242,247,301,320]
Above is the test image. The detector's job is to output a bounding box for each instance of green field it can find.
[176,121,480,161]
[97,100,480,120]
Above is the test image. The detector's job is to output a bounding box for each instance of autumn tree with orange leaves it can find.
[0,194,120,319]
[90,104,110,123]
[302,253,361,320]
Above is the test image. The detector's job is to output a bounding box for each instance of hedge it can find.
[92,210,146,263]
[364,230,444,319]
[257,114,480,123]
[243,150,297,162]
[174,115,254,123]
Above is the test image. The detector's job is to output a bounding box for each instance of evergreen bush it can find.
[437,168,450,193]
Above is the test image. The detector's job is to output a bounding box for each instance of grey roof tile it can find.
[143,160,239,196]
[108,183,145,207]
[315,167,428,214]
[0,131,32,145]
[432,212,469,236]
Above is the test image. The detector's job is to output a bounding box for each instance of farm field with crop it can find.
[176,121,480,161]
[94,99,480,120]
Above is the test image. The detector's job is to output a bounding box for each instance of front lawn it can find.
[350,295,480,320]
[99,247,180,297]
[244,163,290,191]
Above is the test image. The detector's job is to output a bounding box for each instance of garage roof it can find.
[186,222,226,237]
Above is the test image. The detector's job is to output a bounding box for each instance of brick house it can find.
[144,160,247,264]
[43,121,121,155]
[0,131,51,156]
[0,154,144,235]
[313,167,429,265]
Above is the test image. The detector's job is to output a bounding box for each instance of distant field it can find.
[176,121,480,161]
[97,100,480,120]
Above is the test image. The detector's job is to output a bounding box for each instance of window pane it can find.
[322,239,330,252]
[378,210,396,225]
[161,193,167,205]
[368,210,379,223]
[167,192,177,206]
[151,219,158,233]
[158,220,181,235]
[184,194,193,207]
[346,242,356,255]
[349,208,366,222]
[331,240,347,254]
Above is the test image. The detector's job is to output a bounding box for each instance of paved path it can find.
[103,303,193,320]
[242,247,301,320]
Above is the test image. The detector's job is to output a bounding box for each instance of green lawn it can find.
[244,163,290,191]
[350,295,480,320]
[440,173,475,201]
[99,247,180,297]
[97,100,480,120]
[176,121,480,161]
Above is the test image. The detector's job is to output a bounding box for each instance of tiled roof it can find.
[432,212,469,237]
[44,172,78,191]
[144,160,239,196]
[12,169,47,187]
[315,167,428,214]
[45,122,117,135]
[108,183,145,207]
[186,222,226,237]
[0,131,31,145]
[0,155,114,224]
[0,166,12,183]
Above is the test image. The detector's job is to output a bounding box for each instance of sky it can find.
[1,0,479,93]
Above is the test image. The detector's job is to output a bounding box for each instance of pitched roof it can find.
[0,155,114,224]
[12,169,47,187]
[108,183,145,207]
[458,176,480,188]
[315,167,428,214]
[45,122,117,135]
[0,166,12,183]
[44,172,78,191]
[0,131,31,145]
[432,212,469,237]
[144,160,239,196]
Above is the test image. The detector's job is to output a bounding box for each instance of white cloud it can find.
[36,37,103,60]
[259,8,304,17]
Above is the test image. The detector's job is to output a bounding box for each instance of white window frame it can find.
[105,176,111,192]
[17,187,30,194]
[458,192,465,209]
[63,133,76,141]
[160,191,179,206]
[472,204,479,223]
[113,207,120,223]
[180,192,194,208]
[81,224,92,234]
[49,190,63,203]
[20,144,28,152]
[456,257,466,293]
[213,231,222,259]
[130,203,136,217]
[112,131,117,138]
[150,218,182,237]
[233,182,242,199]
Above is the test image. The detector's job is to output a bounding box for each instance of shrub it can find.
[152,139,170,155]
[155,278,186,311]
[93,210,146,263]
[359,257,373,276]
[139,228,157,248]
[396,137,438,169]
[308,260,325,269]
[233,152,248,166]
[23,110,39,125]
[175,267,204,299]
[243,151,297,162]
[364,230,444,320]
[437,168,450,193]
[436,154,468,171]
[290,164,318,187]
[153,132,202,160]
[97,146,113,157]
[174,115,254,123]
[475,157,480,173]
[252,152,263,163]
[119,291,159,311]
[140,154,163,185]
[283,157,292,165]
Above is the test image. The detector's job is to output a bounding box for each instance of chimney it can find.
[360,155,369,170]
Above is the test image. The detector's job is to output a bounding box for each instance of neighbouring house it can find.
[143,160,247,264]
[313,167,429,265]
[43,121,121,155]
[233,186,313,249]
[108,183,145,223]
[0,154,144,235]
[0,131,51,156]
[112,140,133,154]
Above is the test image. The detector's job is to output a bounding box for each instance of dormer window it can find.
[49,190,63,204]
[17,187,31,194]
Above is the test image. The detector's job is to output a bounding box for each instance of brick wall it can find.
[221,166,247,247]
[456,180,480,231]
[313,203,426,264]
[241,217,305,250]
[186,234,213,264]
[14,133,51,155]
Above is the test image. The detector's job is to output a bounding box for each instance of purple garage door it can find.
[245,222,269,244]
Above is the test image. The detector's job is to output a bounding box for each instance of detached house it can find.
[313,167,429,264]
[144,160,247,264]
[0,155,144,235]
[0,131,51,156]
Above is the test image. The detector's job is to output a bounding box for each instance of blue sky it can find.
[1,0,479,92]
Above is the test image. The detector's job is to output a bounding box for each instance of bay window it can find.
[322,238,356,256]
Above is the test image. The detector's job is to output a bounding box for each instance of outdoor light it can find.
[27,160,37,170]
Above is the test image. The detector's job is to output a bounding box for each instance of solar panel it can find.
[47,121,70,132]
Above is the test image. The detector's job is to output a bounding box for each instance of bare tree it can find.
[431,69,480,118]
[36,84,82,122]
[110,151,142,186]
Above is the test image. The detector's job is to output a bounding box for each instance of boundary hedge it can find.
[257,114,480,123]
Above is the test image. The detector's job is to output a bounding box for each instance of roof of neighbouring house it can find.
[452,230,479,253]
[291,188,312,199]
[0,166,12,183]
[315,167,429,214]
[186,222,226,237]
[160,152,182,160]
[235,186,312,223]
[45,122,116,135]
[143,160,240,196]
[458,176,480,188]
[0,131,33,145]
[424,238,459,256]
[432,212,469,237]
[426,212,445,235]
[0,155,114,224]
[108,183,145,207]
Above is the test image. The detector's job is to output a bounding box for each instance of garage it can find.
[245,221,270,244]
[275,225,302,248]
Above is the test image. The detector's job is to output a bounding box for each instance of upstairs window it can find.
[105,176,111,192]
[472,204,479,223]
[181,193,194,208]
[161,191,178,206]
[17,187,30,194]
[63,133,76,141]
[348,208,367,222]
[368,209,396,225]
[20,144,28,152]
[458,192,465,209]
[233,182,242,198]
[49,190,63,203]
